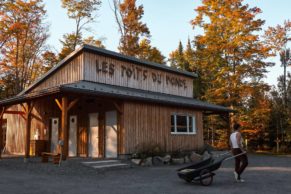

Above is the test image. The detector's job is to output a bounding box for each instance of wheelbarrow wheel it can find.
[199,169,213,186]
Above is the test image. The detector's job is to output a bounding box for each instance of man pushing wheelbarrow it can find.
[177,123,248,186]
[230,123,248,183]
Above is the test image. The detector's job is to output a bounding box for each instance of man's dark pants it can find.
[232,148,248,178]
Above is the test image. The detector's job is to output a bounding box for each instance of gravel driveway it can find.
[0,153,290,194]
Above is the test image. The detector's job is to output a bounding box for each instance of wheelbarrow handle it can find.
[224,151,247,161]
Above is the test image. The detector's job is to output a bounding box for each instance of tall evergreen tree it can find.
[264,20,291,106]
[264,20,291,145]
[169,41,185,69]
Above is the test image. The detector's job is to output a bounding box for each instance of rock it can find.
[141,157,152,167]
[131,159,142,165]
[190,152,202,162]
[171,158,184,165]
[152,156,163,166]
[202,151,211,160]
[162,155,171,164]
[184,155,190,163]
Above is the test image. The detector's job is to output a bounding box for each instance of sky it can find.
[43,0,291,87]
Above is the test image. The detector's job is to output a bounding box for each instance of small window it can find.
[176,115,187,132]
[171,114,196,135]
[189,116,196,134]
[171,115,175,133]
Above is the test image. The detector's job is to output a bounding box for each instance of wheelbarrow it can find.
[177,151,246,186]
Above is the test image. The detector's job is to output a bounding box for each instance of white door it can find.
[50,118,59,153]
[69,115,77,157]
[105,111,118,158]
[89,113,99,157]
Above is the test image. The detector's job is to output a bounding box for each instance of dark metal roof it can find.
[60,81,232,113]
[19,44,197,96]
[0,81,232,113]
[0,87,60,106]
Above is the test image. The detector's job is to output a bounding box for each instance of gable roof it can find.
[19,44,197,96]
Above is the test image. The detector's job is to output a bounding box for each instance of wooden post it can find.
[23,102,34,162]
[0,107,5,159]
[55,97,79,160]
[116,102,124,157]
[98,112,105,157]
[61,97,68,160]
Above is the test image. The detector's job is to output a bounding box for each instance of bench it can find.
[41,152,61,164]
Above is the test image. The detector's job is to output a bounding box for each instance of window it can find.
[171,114,196,135]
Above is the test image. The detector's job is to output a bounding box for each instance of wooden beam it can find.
[61,97,68,160]
[21,103,28,113]
[20,114,26,121]
[67,98,79,111]
[113,102,123,114]
[31,114,44,123]
[0,107,5,118]
[55,99,63,111]
[28,102,34,115]
[4,111,25,115]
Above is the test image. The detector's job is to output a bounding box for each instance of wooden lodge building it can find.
[0,44,231,160]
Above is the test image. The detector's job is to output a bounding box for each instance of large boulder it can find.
[152,156,164,166]
[131,159,142,165]
[190,152,202,162]
[171,157,184,165]
[162,155,171,164]
[141,157,153,167]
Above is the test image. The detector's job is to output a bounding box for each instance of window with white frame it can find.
[171,114,196,134]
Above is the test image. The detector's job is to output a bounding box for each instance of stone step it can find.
[92,163,129,169]
[82,160,119,165]
[81,160,131,170]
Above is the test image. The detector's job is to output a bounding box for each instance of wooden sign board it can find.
[84,52,193,97]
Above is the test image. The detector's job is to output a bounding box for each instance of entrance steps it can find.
[81,160,131,170]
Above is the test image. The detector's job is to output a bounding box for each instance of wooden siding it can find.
[31,53,84,92]
[5,95,204,157]
[5,99,59,154]
[5,106,26,154]
[123,102,204,154]
[83,52,193,97]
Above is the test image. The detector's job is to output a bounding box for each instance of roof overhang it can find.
[1,81,232,114]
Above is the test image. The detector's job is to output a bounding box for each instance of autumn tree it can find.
[269,73,291,145]
[191,0,273,144]
[41,50,58,72]
[169,39,194,71]
[138,39,165,64]
[264,20,291,107]
[83,36,105,48]
[169,39,205,98]
[59,0,102,60]
[264,20,291,146]
[169,41,185,69]
[0,0,49,97]
[112,0,165,63]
